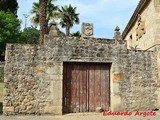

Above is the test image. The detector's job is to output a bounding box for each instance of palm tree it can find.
[30,2,40,26]
[71,31,81,37]
[31,0,59,27]
[31,0,59,44]
[59,4,79,36]
[39,0,48,45]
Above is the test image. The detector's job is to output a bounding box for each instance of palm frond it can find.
[30,16,39,25]
[30,0,59,26]
[58,4,80,35]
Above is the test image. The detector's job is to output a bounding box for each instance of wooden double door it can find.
[63,62,110,113]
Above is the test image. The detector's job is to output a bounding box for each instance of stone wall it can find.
[3,36,159,115]
[123,0,160,109]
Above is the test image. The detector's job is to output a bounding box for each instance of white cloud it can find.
[55,0,140,38]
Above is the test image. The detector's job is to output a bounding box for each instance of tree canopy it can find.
[0,11,20,56]
[0,0,18,16]
[30,0,59,26]
[59,4,79,36]
[20,26,39,44]
[30,0,59,44]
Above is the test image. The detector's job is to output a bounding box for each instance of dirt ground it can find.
[0,112,160,120]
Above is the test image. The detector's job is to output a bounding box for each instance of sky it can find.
[17,0,140,38]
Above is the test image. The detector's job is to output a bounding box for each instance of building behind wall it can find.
[123,0,160,108]
[3,0,160,115]
[123,0,160,50]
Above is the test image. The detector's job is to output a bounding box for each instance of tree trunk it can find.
[39,0,48,45]
[66,23,70,36]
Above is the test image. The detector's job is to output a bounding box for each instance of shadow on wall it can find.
[0,102,2,114]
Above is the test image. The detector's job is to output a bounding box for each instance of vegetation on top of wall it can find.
[0,11,21,58]
[0,0,18,16]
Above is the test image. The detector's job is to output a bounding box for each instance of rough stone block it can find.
[112,83,120,93]
[3,107,14,112]
[44,106,62,115]
[34,66,47,74]
[112,73,124,82]
[46,66,62,75]
[49,75,62,80]
[111,95,122,111]
[46,67,55,74]
[51,81,62,100]
[52,99,62,106]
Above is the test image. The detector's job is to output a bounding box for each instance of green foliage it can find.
[20,26,39,44]
[59,4,80,36]
[71,31,81,37]
[0,0,18,16]
[30,0,59,26]
[30,2,40,26]
[0,11,21,56]
[57,28,65,36]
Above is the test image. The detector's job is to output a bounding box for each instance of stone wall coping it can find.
[44,36,127,45]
